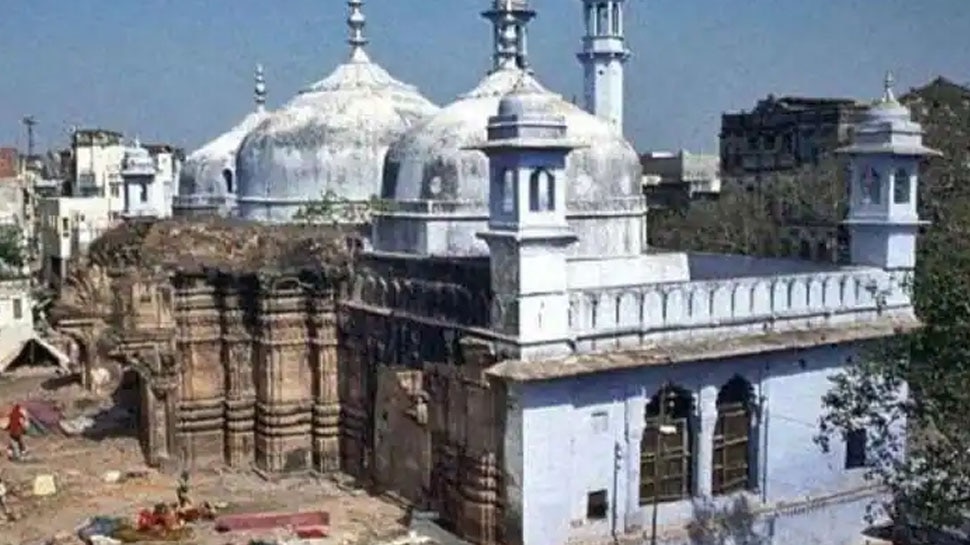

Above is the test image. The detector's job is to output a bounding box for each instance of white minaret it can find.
[839,71,941,270]
[254,64,267,113]
[482,0,536,72]
[577,0,630,133]
[472,77,584,361]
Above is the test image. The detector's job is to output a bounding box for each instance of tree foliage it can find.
[293,191,395,225]
[649,155,845,257]
[819,79,970,538]
[0,224,25,272]
[687,496,769,545]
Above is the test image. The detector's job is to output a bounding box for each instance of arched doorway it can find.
[712,376,756,495]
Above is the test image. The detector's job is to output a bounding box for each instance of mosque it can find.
[60,1,938,545]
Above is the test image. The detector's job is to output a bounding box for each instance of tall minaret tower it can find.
[482,0,536,72]
[577,0,630,133]
[254,64,267,113]
[839,72,941,270]
[472,77,583,361]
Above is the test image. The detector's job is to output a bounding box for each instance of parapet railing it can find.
[564,268,911,340]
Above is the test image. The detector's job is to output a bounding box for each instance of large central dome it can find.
[235,1,439,223]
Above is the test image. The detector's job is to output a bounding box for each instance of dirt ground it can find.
[0,372,408,545]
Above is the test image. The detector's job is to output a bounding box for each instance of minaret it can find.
[254,64,267,113]
[347,0,369,62]
[482,0,536,72]
[839,71,941,270]
[577,0,630,133]
[471,77,584,361]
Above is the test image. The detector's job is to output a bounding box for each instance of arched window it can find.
[222,168,234,193]
[712,376,755,495]
[501,169,515,213]
[893,168,911,204]
[584,4,594,35]
[640,384,694,505]
[528,169,555,212]
[860,166,881,204]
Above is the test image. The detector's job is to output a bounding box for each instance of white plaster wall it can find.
[509,343,888,545]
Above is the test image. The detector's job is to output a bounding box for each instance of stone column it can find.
[624,391,646,532]
[694,385,719,498]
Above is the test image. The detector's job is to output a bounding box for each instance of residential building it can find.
[641,150,721,209]
[70,128,127,218]
[720,95,867,189]
[37,196,113,285]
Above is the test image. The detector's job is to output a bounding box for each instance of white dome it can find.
[235,49,439,223]
[381,67,641,204]
[178,110,266,200]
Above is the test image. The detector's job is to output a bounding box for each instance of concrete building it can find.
[641,150,721,209]
[119,141,173,218]
[720,95,867,189]
[37,196,113,285]
[70,129,127,217]
[0,275,71,373]
[48,3,933,545]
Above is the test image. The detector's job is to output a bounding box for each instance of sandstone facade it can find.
[52,218,506,545]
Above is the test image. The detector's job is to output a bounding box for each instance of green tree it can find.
[817,80,970,540]
[293,192,395,225]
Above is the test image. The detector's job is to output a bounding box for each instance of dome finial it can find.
[347,0,369,62]
[255,63,267,112]
[882,70,897,104]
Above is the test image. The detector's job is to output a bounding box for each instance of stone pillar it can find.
[694,385,719,498]
[253,280,313,476]
[624,391,646,532]
[311,301,341,473]
[459,451,502,545]
[222,282,256,468]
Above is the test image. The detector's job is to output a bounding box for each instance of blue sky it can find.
[0,0,967,154]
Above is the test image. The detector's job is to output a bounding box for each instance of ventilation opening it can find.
[222,168,234,193]
[586,490,608,520]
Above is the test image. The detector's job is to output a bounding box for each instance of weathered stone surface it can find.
[50,218,504,545]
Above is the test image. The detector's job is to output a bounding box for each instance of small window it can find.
[140,183,148,203]
[501,169,515,213]
[223,169,234,193]
[528,169,555,212]
[586,490,608,520]
[611,2,621,34]
[61,217,69,231]
[893,168,910,204]
[591,411,609,433]
[860,167,882,204]
[12,298,22,320]
[845,429,867,469]
[111,184,120,198]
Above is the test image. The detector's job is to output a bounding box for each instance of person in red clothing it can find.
[5,404,27,459]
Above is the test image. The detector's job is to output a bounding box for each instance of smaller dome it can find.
[176,64,269,214]
[496,76,556,118]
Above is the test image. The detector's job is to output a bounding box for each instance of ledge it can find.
[487,315,921,382]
